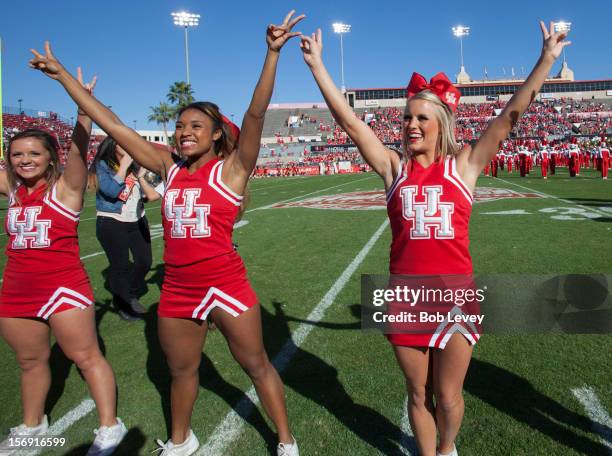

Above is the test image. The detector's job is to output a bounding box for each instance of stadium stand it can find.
[3,96,610,175]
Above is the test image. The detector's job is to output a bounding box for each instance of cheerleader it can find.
[299,21,569,456]
[29,11,304,456]
[0,72,127,456]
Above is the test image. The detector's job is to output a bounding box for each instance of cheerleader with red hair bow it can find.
[300,21,569,456]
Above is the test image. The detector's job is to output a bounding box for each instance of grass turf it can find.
[0,167,610,455]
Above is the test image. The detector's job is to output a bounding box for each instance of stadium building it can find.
[346,78,612,108]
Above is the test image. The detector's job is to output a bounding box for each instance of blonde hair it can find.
[402,90,459,161]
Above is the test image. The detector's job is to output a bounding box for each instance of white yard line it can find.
[79,252,106,260]
[249,177,320,193]
[246,175,375,213]
[7,398,96,456]
[197,219,389,456]
[495,178,610,217]
[572,386,612,453]
[397,396,417,456]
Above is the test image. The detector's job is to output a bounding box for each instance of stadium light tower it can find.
[332,22,351,93]
[452,25,470,71]
[452,25,470,83]
[171,11,200,86]
[553,21,571,64]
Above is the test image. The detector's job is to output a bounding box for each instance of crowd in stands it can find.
[279,99,611,146]
[2,112,102,168]
[3,98,610,175]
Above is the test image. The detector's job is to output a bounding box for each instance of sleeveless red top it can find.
[162,158,243,267]
[386,156,473,275]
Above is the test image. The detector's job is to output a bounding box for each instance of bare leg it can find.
[433,334,473,454]
[393,345,436,456]
[50,306,118,427]
[158,317,207,444]
[212,305,292,443]
[0,317,51,427]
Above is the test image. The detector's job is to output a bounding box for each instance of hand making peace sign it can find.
[266,10,305,52]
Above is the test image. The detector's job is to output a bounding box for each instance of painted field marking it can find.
[482,209,531,215]
[572,386,612,453]
[5,398,95,456]
[246,175,376,213]
[249,177,320,193]
[496,178,610,217]
[397,396,417,456]
[197,219,389,456]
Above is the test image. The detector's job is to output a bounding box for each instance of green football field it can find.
[0,167,610,455]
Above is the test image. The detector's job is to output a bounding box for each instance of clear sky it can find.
[2,0,610,130]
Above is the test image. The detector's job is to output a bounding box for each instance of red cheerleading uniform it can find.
[159,158,257,320]
[0,184,93,319]
[384,156,480,348]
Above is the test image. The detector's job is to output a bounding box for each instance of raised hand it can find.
[540,21,571,61]
[299,28,323,67]
[266,10,305,52]
[76,67,97,96]
[29,41,66,80]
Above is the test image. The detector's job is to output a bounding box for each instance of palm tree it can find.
[148,102,173,147]
[167,81,195,111]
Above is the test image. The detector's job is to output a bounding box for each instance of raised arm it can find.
[300,29,398,188]
[56,68,95,209]
[225,10,305,191]
[462,21,570,182]
[29,42,174,178]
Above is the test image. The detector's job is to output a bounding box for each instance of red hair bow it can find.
[221,115,240,143]
[406,72,461,113]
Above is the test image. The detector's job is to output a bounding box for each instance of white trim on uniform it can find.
[386,159,407,203]
[43,185,80,222]
[428,305,480,348]
[37,286,92,320]
[165,160,185,190]
[443,157,473,205]
[191,286,249,320]
[208,161,243,207]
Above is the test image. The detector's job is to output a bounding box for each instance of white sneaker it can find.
[0,415,49,452]
[154,430,199,456]
[277,436,299,456]
[436,444,458,456]
[86,417,127,456]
